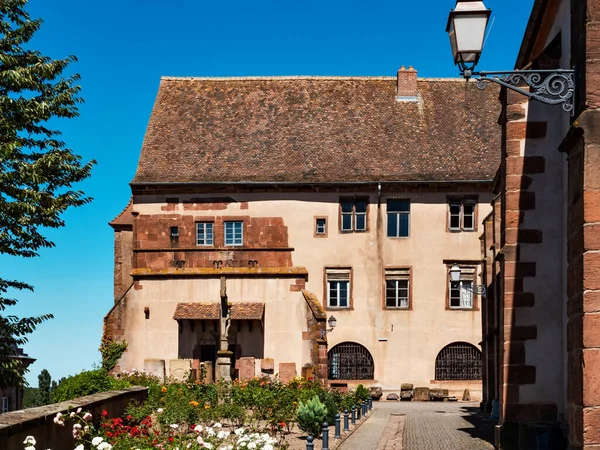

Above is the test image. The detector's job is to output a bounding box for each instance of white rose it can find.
[23,436,36,445]
[92,436,104,446]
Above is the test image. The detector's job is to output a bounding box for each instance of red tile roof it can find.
[109,198,133,228]
[132,77,501,184]
[173,302,265,320]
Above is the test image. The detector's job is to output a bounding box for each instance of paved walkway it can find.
[339,402,495,450]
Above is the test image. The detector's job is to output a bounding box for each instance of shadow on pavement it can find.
[457,406,497,447]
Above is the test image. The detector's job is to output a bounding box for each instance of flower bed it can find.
[21,372,370,450]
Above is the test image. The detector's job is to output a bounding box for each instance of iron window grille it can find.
[448,199,476,231]
[326,268,350,308]
[340,198,368,232]
[385,268,410,308]
[435,342,482,381]
[328,342,374,380]
[449,266,475,309]
[387,199,410,237]
[224,221,243,246]
[196,222,214,246]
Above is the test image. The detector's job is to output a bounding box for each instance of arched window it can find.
[435,342,482,380]
[328,342,374,380]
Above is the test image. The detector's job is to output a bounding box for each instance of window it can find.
[340,198,368,232]
[387,199,410,238]
[326,268,351,309]
[449,266,475,309]
[224,221,243,246]
[449,199,476,231]
[315,218,327,237]
[1,397,8,413]
[385,268,410,308]
[196,222,214,246]
[435,342,482,380]
[328,342,374,380]
[170,226,179,244]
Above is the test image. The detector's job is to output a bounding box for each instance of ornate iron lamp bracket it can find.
[466,69,575,114]
[461,284,487,298]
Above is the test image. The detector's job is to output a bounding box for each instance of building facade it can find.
[480,0,600,448]
[105,70,501,398]
[0,348,35,414]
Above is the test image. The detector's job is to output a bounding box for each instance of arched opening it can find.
[328,342,374,380]
[435,342,482,380]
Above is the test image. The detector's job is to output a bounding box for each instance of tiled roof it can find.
[109,198,133,228]
[173,302,265,320]
[132,76,501,184]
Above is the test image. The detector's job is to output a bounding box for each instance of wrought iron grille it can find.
[328,342,374,380]
[435,342,482,381]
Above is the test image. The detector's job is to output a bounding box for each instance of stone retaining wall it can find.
[0,387,147,450]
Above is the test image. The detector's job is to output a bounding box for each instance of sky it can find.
[5,0,534,386]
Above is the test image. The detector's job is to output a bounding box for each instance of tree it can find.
[37,368,51,404]
[0,0,95,388]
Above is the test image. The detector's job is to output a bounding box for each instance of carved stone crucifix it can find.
[216,276,233,381]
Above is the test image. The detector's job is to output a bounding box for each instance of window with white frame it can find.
[224,221,243,246]
[387,199,410,237]
[196,222,214,246]
[385,268,410,308]
[340,198,368,232]
[326,268,351,309]
[449,199,476,231]
[449,266,475,309]
[1,397,8,413]
[315,218,327,236]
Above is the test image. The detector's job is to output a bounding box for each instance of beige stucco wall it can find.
[120,190,492,394]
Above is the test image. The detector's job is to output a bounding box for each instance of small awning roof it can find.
[173,302,265,321]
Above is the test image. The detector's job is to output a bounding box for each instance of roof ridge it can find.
[161,76,397,81]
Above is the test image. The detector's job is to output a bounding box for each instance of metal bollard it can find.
[344,409,349,431]
[362,400,366,416]
[363,400,368,415]
[306,435,314,450]
[335,413,341,439]
[322,422,329,450]
[351,405,356,424]
[369,396,373,410]
[356,403,361,420]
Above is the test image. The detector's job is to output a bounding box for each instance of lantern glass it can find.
[450,265,461,282]
[447,1,491,66]
[328,315,337,329]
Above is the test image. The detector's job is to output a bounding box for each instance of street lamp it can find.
[321,315,337,338]
[450,265,487,298]
[446,0,575,113]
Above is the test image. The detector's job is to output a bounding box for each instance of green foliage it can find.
[51,370,130,403]
[0,0,95,389]
[99,336,127,372]
[296,395,327,438]
[37,368,51,405]
[354,384,370,403]
[22,386,40,408]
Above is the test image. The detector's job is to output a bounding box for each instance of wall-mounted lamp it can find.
[450,264,487,298]
[320,315,337,338]
[447,0,575,113]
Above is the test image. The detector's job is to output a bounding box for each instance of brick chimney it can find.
[396,66,418,102]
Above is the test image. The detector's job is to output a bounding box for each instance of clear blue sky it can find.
[5,0,534,386]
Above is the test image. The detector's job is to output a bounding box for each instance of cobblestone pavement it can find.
[339,402,495,450]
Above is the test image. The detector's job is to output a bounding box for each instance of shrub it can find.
[355,384,370,403]
[296,395,327,438]
[51,369,131,403]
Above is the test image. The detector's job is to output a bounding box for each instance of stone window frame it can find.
[383,267,412,310]
[447,196,479,232]
[224,220,244,247]
[444,263,480,311]
[314,216,328,238]
[338,197,369,233]
[196,221,215,246]
[323,267,353,310]
[386,198,411,238]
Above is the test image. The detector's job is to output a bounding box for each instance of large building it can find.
[478,0,600,448]
[104,69,501,398]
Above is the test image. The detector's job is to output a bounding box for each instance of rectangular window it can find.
[385,268,410,309]
[449,267,475,309]
[224,221,243,246]
[387,199,410,238]
[448,199,477,231]
[1,397,8,413]
[315,218,327,236]
[340,198,368,232]
[196,222,214,246]
[326,268,351,309]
